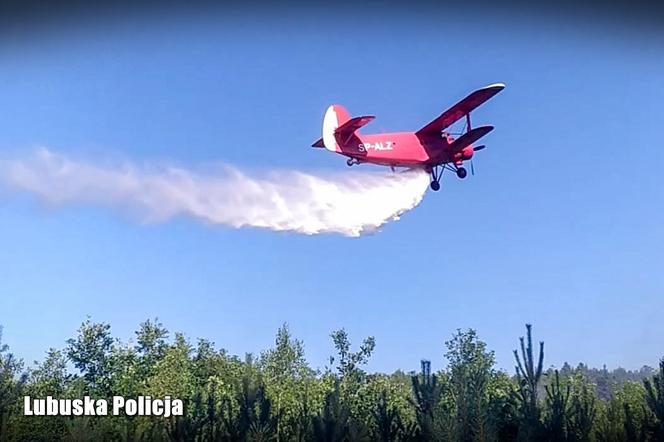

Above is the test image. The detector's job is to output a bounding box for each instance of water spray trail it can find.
[0,149,430,236]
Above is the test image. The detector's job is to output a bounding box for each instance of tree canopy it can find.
[0,321,661,441]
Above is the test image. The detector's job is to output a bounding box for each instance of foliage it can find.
[643,358,664,441]
[513,323,545,441]
[0,320,662,441]
[0,327,27,441]
[410,360,446,440]
[543,370,570,440]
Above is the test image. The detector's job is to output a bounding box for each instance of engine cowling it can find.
[454,146,474,161]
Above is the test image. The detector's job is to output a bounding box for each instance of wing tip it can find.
[483,82,506,91]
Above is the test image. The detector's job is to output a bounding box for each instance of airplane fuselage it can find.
[335,132,474,169]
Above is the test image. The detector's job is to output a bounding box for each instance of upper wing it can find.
[415,83,505,137]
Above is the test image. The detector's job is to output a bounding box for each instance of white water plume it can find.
[0,149,430,236]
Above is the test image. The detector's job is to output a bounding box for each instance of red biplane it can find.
[312,83,505,191]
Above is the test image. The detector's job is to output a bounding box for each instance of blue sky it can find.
[0,7,663,374]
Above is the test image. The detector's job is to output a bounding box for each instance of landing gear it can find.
[429,163,469,190]
[429,165,444,191]
[346,158,360,167]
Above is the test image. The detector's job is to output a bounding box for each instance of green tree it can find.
[371,389,403,442]
[643,357,664,441]
[147,333,195,440]
[543,370,570,441]
[485,371,519,442]
[616,381,648,442]
[29,349,69,397]
[513,323,544,441]
[567,373,596,442]
[445,328,495,442]
[134,318,169,382]
[330,329,375,382]
[0,327,26,442]
[66,319,114,396]
[16,349,70,440]
[595,394,625,442]
[410,360,446,441]
[261,324,312,442]
[312,383,369,442]
[624,402,641,442]
[329,328,376,421]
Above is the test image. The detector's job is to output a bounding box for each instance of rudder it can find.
[322,104,351,152]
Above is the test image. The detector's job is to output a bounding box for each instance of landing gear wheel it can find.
[430,180,440,191]
[346,158,354,167]
[456,167,467,179]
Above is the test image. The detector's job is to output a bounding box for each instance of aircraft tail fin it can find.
[314,105,375,151]
[322,105,352,152]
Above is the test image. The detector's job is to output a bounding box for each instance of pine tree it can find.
[372,389,403,442]
[410,360,443,441]
[544,370,570,441]
[568,375,596,442]
[643,358,664,441]
[513,324,544,441]
[312,384,351,442]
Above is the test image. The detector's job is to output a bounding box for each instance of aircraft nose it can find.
[461,145,474,160]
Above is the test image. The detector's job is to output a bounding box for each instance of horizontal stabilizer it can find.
[416,83,505,136]
[311,115,374,148]
[335,116,375,135]
[335,115,375,144]
[449,125,494,152]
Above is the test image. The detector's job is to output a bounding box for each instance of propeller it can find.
[471,145,486,176]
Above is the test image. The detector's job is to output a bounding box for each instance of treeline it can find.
[0,321,663,441]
